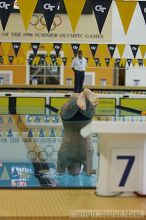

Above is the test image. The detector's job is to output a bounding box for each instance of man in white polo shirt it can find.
[71,50,87,93]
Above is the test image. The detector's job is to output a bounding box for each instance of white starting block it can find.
[81,120,146,196]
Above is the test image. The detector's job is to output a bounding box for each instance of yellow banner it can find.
[63,0,86,32]
[17,0,38,30]
[116,1,137,34]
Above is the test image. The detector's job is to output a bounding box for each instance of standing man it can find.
[71,50,87,93]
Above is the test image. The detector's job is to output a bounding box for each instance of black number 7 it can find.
[117,156,135,187]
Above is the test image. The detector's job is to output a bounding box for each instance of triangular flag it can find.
[31,43,40,57]
[139,2,146,25]
[116,1,137,34]
[94,58,100,66]
[105,58,110,66]
[64,0,86,32]
[138,59,143,66]
[117,44,125,58]
[127,59,132,66]
[53,43,62,57]
[130,45,139,58]
[27,56,34,65]
[108,44,116,58]
[91,0,112,33]
[62,57,67,66]
[17,0,38,30]
[12,42,21,56]
[39,55,46,65]
[71,44,80,57]
[115,58,121,67]
[139,45,146,58]
[40,0,60,32]
[89,44,98,58]
[0,0,15,30]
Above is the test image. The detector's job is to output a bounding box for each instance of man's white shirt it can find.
[71,57,87,71]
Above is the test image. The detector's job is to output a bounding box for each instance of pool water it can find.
[0,162,96,188]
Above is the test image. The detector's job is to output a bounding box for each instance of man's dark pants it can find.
[74,70,85,93]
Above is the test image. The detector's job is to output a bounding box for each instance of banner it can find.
[116,1,137,34]
[115,58,121,67]
[117,44,125,58]
[31,43,40,56]
[139,1,146,25]
[8,56,14,64]
[89,44,98,58]
[139,45,146,58]
[40,0,60,32]
[71,44,80,57]
[108,44,116,58]
[12,42,21,56]
[130,45,139,58]
[105,58,110,66]
[17,0,38,30]
[62,57,67,66]
[0,0,15,30]
[138,59,143,66]
[53,43,62,57]
[0,13,112,43]
[94,58,100,66]
[91,0,112,33]
[127,58,132,66]
[64,0,86,32]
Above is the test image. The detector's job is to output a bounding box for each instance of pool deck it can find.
[0,189,145,220]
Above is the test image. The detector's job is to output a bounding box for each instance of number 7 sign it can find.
[110,148,142,192]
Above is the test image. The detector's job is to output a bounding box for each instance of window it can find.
[27,52,61,85]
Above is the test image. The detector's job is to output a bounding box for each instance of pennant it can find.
[127,59,132,66]
[89,44,98,57]
[139,2,146,25]
[91,0,112,33]
[53,43,62,57]
[138,59,143,66]
[27,56,34,65]
[0,0,15,30]
[108,44,116,58]
[94,58,100,66]
[116,1,137,34]
[64,0,86,32]
[50,55,57,65]
[71,44,80,57]
[62,57,67,66]
[12,42,21,56]
[39,55,45,64]
[115,58,121,67]
[105,58,110,66]
[0,56,3,64]
[139,45,146,58]
[117,44,125,58]
[17,0,38,30]
[8,56,14,64]
[130,45,139,58]
[40,0,60,32]
[31,43,40,57]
